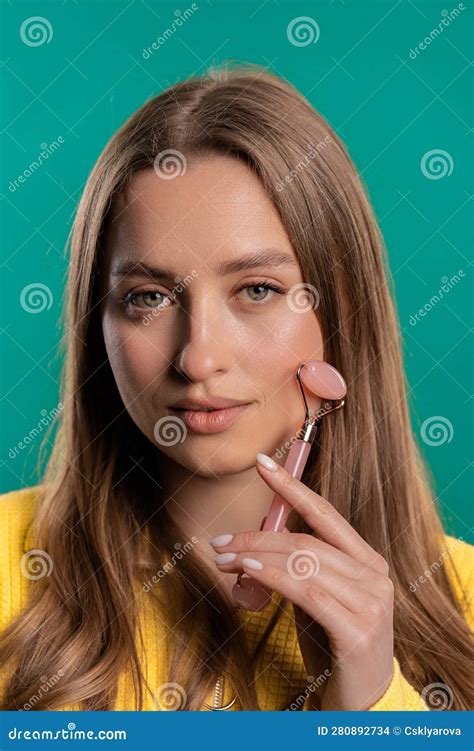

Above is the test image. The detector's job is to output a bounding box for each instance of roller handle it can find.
[232,439,312,611]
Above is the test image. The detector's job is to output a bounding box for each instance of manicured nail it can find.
[209,534,234,547]
[214,553,237,565]
[242,557,264,570]
[256,453,279,472]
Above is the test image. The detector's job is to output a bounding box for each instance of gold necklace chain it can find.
[202,674,237,711]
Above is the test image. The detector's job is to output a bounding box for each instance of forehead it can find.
[105,156,294,271]
[124,154,265,213]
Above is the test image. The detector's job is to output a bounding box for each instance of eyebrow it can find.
[111,249,299,281]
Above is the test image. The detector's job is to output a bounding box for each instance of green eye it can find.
[125,290,169,309]
[245,284,273,301]
[239,281,286,303]
[139,291,167,308]
[119,289,171,320]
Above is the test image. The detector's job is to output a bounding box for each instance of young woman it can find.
[0,64,472,712]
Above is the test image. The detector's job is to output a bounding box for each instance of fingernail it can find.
[214,552,237,565]
[209,534,234,547]
[256,453,279,472]
[242,557,264,570]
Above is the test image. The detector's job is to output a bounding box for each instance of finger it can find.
[214,550,369,613]
[210,529,369,581]
[237,556,356,641]
[255,457,387,572]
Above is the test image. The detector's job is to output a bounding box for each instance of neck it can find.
[158,454,276,547]
[154,452,289,611]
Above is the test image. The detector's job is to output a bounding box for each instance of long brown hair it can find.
[1,63,472,710]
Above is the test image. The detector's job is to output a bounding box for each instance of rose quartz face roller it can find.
[232,359,347,611]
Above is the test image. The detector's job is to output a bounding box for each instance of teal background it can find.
[1,0,472,542]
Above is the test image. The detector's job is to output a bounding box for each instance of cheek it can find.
[243,310,324,436]
[253,308,323,376]
[101,312,171,408]
[254,308,322,361]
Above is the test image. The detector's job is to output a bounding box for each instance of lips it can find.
[169,403,252,434]
[170,397,249,411]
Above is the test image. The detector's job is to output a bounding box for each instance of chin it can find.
[177,448,259,478]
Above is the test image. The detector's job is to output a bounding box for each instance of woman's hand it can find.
[209,454,394,711]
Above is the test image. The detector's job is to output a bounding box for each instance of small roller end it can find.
[232,576,273,611]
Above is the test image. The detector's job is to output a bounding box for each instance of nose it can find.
[173,296,233,382]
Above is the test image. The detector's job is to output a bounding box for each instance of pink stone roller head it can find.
[232,360,347,611]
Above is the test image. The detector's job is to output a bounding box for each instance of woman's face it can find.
[100,155,324,476]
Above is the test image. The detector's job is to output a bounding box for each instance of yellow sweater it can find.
[1,485,472,711]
